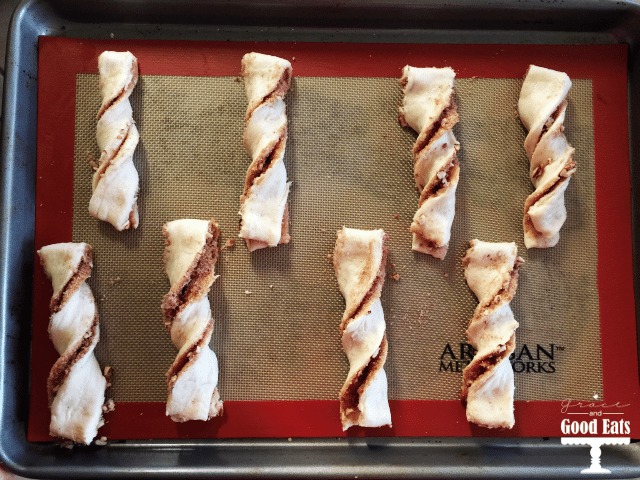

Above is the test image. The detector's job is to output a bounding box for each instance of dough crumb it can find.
[388,263,400,281]
[95,436,108,446]
[103,365,113,387]
[108,276,121,285]
[222,238,236,250]
[102,398,115,413]
[87,153,99,170]
[393,213,399,219]
[244,289,252,295]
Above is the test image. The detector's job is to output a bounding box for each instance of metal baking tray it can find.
[1,0,639,478]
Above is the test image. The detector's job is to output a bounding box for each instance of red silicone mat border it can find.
[30,37,639,441]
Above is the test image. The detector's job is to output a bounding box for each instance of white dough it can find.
[89,50,140,231]
[239,52,292,251]
[334,227,391,430]
[518,65,575,248]
[462,240,522,429]
[163,219,223,422]
[400,66,459,258]
[38,242,106,444]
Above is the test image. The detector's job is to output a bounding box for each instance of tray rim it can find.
[1,0,640,478]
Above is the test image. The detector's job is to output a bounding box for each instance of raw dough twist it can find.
[333,227,391,430]
[399,66,460,259]
[89,51,140,231]
[38,243,107,444]
[239,52,292,252]
[518,65,576,248]
[162,219,223,422]
[461,240,524,429]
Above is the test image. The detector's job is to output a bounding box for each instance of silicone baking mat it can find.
[30,38,639,440]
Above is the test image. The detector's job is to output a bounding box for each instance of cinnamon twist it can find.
[518,65,576,248]
[239,52,292,252]
[333,227,391,430]
[162,219,223,422]
[38,243,107,444]
[89,51,140,231]
[461,240,524,429]
[399,66,460,259]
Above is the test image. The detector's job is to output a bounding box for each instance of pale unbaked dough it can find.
[89,51,140,231]
[162,219,223,422]
[239,52,292,252]
[333,227,391,430]
[38,242,107,444]
[518,65,576,248]
[461,240,524,429]
[399,66,460,259]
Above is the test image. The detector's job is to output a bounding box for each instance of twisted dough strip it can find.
[518,65,576,248]
[461,240,524,429]
[37,243,107,444]
[162,219,223,422]
[239,52,292,252]
[89,51,140,231]
[333,227,391,430]
[399,66,460,259]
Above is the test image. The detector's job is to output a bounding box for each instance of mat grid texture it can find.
[73,74,600,403]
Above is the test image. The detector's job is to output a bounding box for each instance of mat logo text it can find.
[439,342,561,373]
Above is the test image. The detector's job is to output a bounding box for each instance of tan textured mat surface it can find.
[73,74,600,403]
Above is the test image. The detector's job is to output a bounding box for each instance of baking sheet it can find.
[2,1,639,475]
